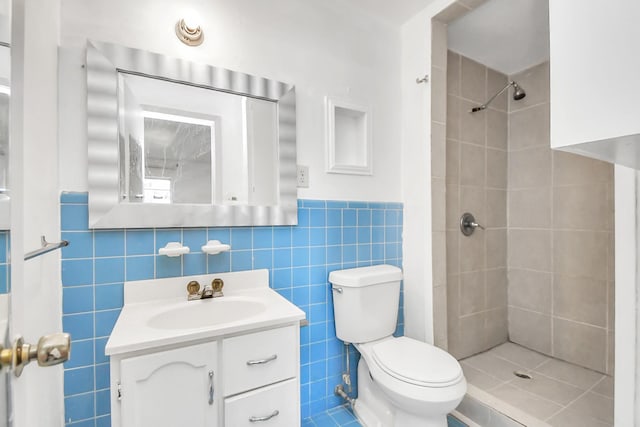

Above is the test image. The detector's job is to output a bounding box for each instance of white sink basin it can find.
[147,297,267,330]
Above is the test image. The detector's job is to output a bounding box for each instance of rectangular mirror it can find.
[87,40,297,228]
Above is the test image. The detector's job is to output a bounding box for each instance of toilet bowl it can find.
[328,265,466,427]
[354,336,466,427]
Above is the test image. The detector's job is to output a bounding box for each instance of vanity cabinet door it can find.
[120,342,218,427]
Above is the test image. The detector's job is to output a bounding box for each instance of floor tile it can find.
[564,392,614,424]
[491,383,563,420]
[533,357,604,390]
[460,362,504,390]
[548,407,612,427]
[490,342,550,369]
[507,372,584,405]
[592,375,614,399]
[463,351,525,381]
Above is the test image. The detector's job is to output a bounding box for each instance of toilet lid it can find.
[371,337,463,387]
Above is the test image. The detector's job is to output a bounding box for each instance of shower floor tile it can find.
[460,342,613,427]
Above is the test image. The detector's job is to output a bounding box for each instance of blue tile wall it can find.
[61,192,403,426]
[0,231,9,294]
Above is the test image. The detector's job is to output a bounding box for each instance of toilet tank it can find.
[329,264,403,344]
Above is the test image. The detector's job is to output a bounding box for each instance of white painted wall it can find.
[549,0,640,148]
[614,165,638,426]
[10,0,64,426]
[58,0,403,202]
[400,0,455,344]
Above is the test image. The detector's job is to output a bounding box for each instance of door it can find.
[120,342,218,427]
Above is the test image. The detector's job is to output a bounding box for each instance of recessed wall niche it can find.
[325,96,372,175]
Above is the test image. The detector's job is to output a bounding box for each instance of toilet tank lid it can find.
[328,265,402,287]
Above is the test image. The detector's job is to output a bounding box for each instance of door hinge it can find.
[117,381,122,401]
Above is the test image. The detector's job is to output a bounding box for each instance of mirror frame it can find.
[87,40,297,228]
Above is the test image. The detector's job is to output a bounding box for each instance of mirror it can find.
[87,40,297,229]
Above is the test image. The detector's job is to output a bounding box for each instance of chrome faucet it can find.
[186,279,224,301]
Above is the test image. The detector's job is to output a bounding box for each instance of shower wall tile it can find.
[447,51,461,96]
[60,193,403,426]
[460,271,485,315]
[431,21,447,69]
[509,104,550,151]
[460,99,486,145]
[486,308,508,348]
[486,109,508,150]
[459,232,485,273]
[508,187,551,228]
[431,123,447,179]
[509,61,550,112]
[553,151,613,186]
[508,229,551,272]
[446,51,508,358]
[485,190,507,228]
[461,56,487,103]
[431,66,447,123]
[486,268,508,310]
[508,147,551,189]
[553,275,607,327]
[508,307,552,355]
[485,229,507,269]
[553,231,609,281]
[486,149,507,189]
[508,269,552,314]
[553,318,607,373]
[447,96,461,140]
[553,184,612,230]
[506,61,614,374]
[486,67,508,112]
[460,143,486,185]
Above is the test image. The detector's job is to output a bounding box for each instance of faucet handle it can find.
[187,280,201,300]
[211,278,224,297]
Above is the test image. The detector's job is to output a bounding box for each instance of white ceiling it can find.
[447,0,549,75]
[347,0,437,26]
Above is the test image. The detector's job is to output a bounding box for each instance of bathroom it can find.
[2,0,640,426]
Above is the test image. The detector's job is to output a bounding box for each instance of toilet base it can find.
[353,359,448,427]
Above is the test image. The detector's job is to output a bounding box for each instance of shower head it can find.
[470,80,526,113]
[512,81,526,100]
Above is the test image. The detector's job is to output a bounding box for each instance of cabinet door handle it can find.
[208,370,214,405]
[249,410,280,422]
[246,354,278,366]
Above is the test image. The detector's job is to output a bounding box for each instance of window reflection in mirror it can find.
[117,73,279,208]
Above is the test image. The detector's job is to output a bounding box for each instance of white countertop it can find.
[105,270,306,356]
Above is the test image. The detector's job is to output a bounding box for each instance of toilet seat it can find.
[369,337,463,388]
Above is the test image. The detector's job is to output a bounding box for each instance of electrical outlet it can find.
[297,165,309,188]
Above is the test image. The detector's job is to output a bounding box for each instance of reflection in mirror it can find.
[117,73,278,207]
[87,40,296,228]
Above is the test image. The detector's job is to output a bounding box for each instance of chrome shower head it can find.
[469,80,526,113]
[512,81,526,100]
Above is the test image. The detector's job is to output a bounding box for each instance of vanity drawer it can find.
[222,325,297,396]
[224,379,298,427]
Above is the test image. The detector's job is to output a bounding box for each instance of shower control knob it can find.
[460,212,484,236]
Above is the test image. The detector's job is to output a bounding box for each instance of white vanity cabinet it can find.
[110,324,300,427]
[118,341,219,427]
[106,270,305,427]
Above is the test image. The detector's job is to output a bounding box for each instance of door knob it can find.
[0,333,71,377]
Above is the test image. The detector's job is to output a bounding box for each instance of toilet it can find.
[329,264,466,427]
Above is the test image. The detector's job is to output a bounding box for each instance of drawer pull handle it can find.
[249,410,280,422]
[246,354,278,366]
[208,370,214,405]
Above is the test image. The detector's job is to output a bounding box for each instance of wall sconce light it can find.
[175,16,204,46]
